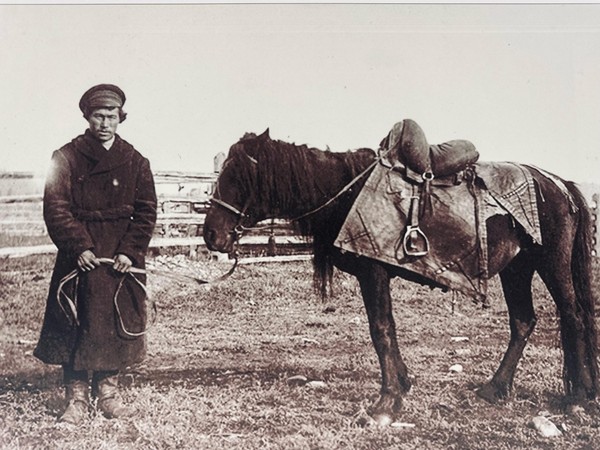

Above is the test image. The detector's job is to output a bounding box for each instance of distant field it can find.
[0,200,49,248]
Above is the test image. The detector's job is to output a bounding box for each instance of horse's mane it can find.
[247,134,326,223]
[231,131,375,295]
[233,131,372,227]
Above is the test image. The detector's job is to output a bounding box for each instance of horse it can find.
[203,128,598,426]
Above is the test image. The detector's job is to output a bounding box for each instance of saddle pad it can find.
[474,162,542,245]
[334,161,541,300]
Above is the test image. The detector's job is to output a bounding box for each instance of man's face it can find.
[88,107,120,142]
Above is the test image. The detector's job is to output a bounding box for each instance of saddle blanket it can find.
[334,161,542,300]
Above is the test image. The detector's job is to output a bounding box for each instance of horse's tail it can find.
[313,241,334,298]
[566,181,598,398]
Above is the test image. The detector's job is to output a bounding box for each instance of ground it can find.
[1,253,599,449]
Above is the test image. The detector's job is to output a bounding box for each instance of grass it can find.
[1,255,599,449]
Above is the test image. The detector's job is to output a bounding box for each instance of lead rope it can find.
[56,256,238,336]
[113,272,154,337]
[57,260,154,336]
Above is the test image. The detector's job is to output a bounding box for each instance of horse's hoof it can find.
[475,383,507,404]
[356,412,395,428]
[566,404,585,416]
[565,400,599,421]
[371,413,394,427]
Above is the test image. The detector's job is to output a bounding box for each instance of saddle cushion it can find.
[380,119,431,174]
[381,119,480,178]
[430,140,479,177]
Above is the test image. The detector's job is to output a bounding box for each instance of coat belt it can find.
[73,205,134,221]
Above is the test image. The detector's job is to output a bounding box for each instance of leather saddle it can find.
[379,119,480,256]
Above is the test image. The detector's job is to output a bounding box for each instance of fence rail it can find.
[0,194,42,203]
[0,235,311,259]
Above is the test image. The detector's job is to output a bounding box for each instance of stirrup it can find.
[402,225,429,256]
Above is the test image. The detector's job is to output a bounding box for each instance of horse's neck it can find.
[266,147,370,222]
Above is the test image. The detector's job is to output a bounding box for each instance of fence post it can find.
[214,152,226,173]
[592,193,599,257]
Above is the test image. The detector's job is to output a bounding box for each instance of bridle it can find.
[210,197,248,219]
[210,196,254,240]
[209,168,256,242]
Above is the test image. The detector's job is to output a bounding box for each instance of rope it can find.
[291,152,385,221]
[113,271,154,337]
[56,256,238,336]
[57,259,155,336]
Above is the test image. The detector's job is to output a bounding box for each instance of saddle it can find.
[334,120,542,300]
[379,119,480,256]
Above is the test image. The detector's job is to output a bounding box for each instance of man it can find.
[34,84,157,425]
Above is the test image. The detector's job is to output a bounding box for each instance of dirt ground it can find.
[1,254,599,449]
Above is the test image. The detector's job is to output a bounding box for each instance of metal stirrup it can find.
[402,195,430,257]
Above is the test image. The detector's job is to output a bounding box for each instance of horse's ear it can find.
[259,128,270,139]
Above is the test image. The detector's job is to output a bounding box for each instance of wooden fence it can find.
[0,195,311,259]
[0,169,312,260]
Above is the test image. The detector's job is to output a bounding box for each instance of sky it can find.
[1,3,600,183]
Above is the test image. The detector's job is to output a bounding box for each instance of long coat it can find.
[34,130,157,371]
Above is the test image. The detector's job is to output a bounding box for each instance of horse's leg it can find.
[356,262,410,426]
[477,251,536,403]
[537,251,597,403]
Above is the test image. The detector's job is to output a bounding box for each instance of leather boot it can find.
[93,371,134,419]
[59,379,90,425]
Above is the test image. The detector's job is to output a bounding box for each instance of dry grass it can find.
[1,255,599,449]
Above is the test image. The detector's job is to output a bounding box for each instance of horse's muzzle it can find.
[203,226,236,253]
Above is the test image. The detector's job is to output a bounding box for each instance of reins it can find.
[291,150,388,222]
[57,256,238,337]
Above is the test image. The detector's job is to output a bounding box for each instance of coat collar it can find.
[77,129,134,174]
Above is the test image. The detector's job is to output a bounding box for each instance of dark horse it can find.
[203,129,598,425]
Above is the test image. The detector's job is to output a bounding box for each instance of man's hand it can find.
[78,249,101,272]
[113,254,133,273]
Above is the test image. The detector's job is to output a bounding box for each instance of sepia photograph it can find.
[1,2,599,449]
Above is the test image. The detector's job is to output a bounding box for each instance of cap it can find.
[79,84,126,116]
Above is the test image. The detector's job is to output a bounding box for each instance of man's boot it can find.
[93,371,134,419]
[59,368,90,425]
